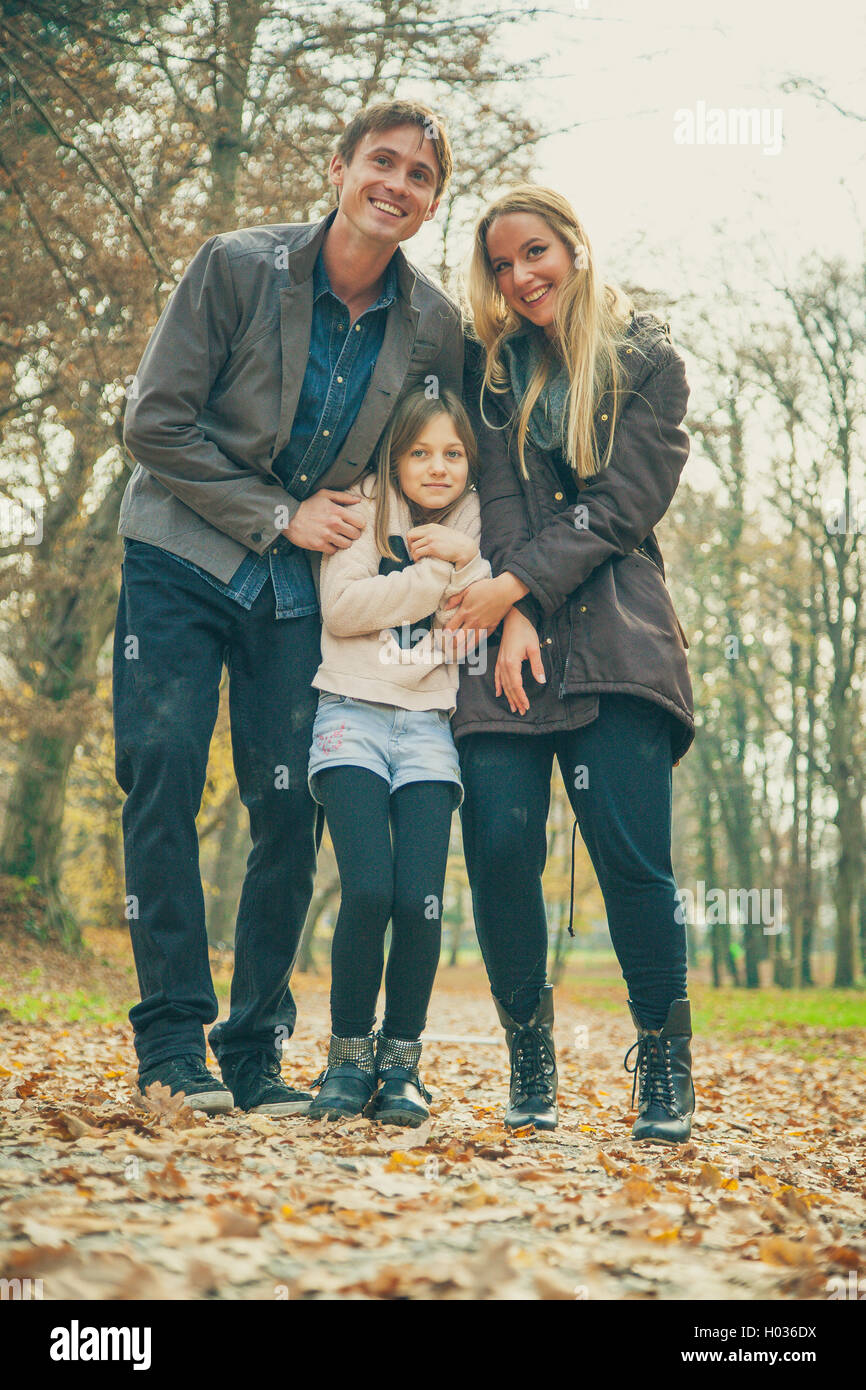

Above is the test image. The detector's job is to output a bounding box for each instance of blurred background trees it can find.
[0,0,538,945]
[0,1,863,987]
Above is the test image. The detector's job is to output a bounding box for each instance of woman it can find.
[445,186,696,1143]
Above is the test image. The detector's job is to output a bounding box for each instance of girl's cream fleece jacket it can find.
[312,478,491,712]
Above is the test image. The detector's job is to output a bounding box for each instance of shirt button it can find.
[626,347,633,354]
[271,547,279,555]
[354,324,361,331]
[554,491,564,501]
[579,604,587,613]
[545,637,553,646]
[337,376,344,383]
[299,474,307,482]
[322,429,330,437]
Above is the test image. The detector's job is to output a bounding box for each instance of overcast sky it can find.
[416,0,865,306]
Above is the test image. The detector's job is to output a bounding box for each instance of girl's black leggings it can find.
[316,767,454,1040]
[458,694,688,1029]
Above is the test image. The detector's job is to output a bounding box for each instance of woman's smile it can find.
[485,211,575,333]
[522,284,552,305]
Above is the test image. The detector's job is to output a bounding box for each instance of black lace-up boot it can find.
[370,1034,432,1128]
[494,985,558,1131]
[624,998,695,1144]
[309,1034,377,1120]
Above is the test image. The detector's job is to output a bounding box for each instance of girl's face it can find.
[397,411,469,511]
[485,211,574,337]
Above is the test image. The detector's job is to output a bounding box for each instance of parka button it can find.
[554,490,564,501]
[601,413,609,422]
[545,637,552,646]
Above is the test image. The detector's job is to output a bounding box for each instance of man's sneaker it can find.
[222,1050,312,1116]
[137,1054,233,1115]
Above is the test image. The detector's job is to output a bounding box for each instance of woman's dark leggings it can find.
[316,767,454,1040]
[458,694,687,1029]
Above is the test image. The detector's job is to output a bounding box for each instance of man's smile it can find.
[369,197,407,219]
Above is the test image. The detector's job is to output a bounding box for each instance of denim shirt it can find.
[165,249,397,619]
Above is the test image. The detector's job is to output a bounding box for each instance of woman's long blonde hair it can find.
[365,386,479,561]
[465,185,635,480]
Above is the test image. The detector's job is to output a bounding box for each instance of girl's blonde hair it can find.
[465,184,635,480]
[365,386,479,561]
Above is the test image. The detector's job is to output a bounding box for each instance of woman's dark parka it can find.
[452,313,695,763]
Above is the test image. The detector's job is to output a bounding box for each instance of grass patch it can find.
[555,964,866,1060]
[0,983,128,1025]
[690,985,866,1033]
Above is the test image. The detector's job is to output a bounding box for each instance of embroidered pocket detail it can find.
[314,722,346,753]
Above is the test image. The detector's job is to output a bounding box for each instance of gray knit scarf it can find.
[501,330,570,454]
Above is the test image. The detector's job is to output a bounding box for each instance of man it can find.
[114,100,462,1116]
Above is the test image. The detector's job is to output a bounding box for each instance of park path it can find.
[1,972,864,1300]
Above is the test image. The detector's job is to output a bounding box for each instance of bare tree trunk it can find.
[448,887,471,967]
[0,481,123,944]
[829,701,863,985]
[296,876,339,975]
[801,616,820,985]
[550,898,571,985]
[202,0,262,234]
[206,793,245,949]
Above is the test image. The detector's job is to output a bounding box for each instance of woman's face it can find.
[397,411,469,510]
[485,212,574,337]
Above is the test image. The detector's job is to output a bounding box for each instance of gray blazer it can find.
[119,211,464,584]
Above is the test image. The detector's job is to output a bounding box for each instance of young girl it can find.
[307,386,490,1127]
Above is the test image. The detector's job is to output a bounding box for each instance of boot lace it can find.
[512,1027,556,1104]
[231,1050,286,1089]
[623,1034,678,1116]
[175,1055,217,1084]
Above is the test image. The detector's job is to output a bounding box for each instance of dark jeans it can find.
[458,694,687,1028]
[112,540,323,1069]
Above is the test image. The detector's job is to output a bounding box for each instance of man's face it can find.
[329,124,441,248]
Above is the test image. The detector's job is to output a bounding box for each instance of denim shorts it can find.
[308,694,463,807]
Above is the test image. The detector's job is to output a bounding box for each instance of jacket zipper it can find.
[634,546,689,647]
[634,542,664,576]
[558,623,573,699]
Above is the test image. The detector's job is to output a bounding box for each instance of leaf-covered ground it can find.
[1,955,864,1301]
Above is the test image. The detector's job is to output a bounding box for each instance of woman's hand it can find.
[495,608,547,715]
[407,523,476,568]
[443,572,529,633]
